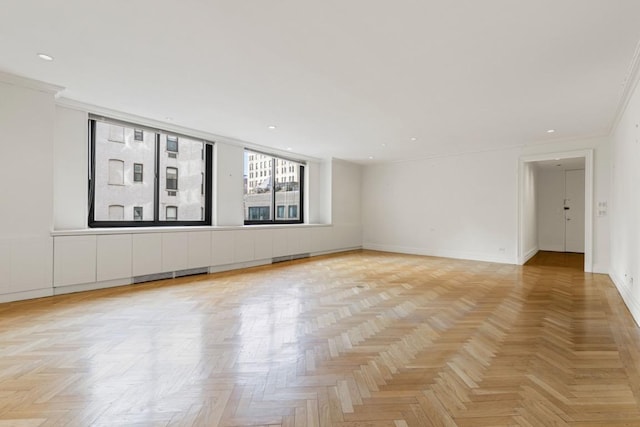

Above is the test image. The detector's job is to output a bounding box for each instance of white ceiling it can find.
[2,1,640,163]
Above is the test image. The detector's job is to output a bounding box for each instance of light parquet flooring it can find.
[1,250,640,426]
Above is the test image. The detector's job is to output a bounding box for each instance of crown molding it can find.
[610,39,640,133]
[0,70,64,95]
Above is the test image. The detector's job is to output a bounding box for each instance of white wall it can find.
[306,158,331,224]
[363,148,518,264]
[536,168,566,252]
[0,72,363,304]
[0,74,58,300]
[331,158,362,248]
[610,76,640,325]
[332,158,361,226]
[362,137,610,269]
[522,162,538,261]
[214,142,244,226]
[54,106,88,229]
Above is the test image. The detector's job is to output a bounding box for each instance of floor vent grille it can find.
[175,267,208,278]
[133,272,173,284]
[272,253,310,264]
[133,267,208,284]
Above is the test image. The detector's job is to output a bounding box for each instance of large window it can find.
[243,150,304,224]
[89,117,212,227]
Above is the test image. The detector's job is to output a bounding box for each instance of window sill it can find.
[51,223,332,237]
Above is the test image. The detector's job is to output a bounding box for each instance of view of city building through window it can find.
[243,150,303,223]
[90,119,211,226]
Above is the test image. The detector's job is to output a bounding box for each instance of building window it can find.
[108,159,124,185]
[248,206,270,221]
[133,206,143,221]
[89,117,212,227]
[133,163,143,182]
[166,167,178,190]
[167,135,178,152]
[243,149,304,224]
[166,206,178,220]
[108,205,124,220]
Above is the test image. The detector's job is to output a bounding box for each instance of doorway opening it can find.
[518,150,593,272]
[525,251,584,270]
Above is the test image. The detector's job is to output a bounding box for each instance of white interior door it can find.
[564,169,585,253]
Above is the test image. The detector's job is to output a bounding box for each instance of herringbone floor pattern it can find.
[1,250,639,426]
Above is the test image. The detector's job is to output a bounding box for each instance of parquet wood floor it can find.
[1,250,639,426]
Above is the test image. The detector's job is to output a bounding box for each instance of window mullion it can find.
[154,133,160,224]
[271,158,276,222]
[88,120,96,222]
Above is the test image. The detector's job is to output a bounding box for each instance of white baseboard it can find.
[209,259,272,274]
[521,247,539,264]
[54,278,132,295]
[0,288,53,304]
[609,272,640,327]
[362,243,515,265]
[311,246,362,257]
[208,247,362,274]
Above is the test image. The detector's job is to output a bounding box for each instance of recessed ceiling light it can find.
[368,156,374,160]
[381,143,386,147]
[268,125,276,130]
[37,53,54,61]
[547,129,555,133]
[286,147,292,151]
[410,137,417,141]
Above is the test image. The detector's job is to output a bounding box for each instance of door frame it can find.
[517,149,593,272]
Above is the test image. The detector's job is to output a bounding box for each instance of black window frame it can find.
[244,149,304,225]
[134,129,144,141]
[88,117,213,228]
